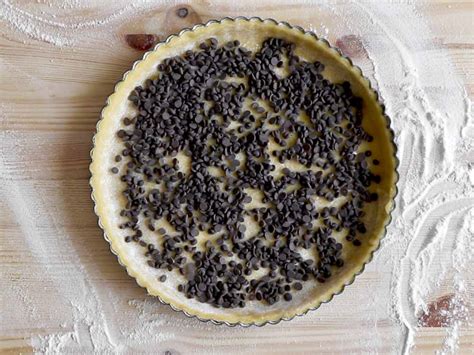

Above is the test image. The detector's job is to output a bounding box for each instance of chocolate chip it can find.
[293,282,303,291]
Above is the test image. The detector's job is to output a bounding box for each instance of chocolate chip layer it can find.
[112,37,381,308]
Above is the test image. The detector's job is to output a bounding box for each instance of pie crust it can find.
[90,17,398,326]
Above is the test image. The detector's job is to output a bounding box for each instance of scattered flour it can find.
[0,0,154,46]
[0,1,472,354]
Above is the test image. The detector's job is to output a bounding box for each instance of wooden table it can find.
[1,1,472,353]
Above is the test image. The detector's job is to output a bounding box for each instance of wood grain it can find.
[0,1,472,354]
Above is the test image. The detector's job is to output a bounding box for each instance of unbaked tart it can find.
[90,17,398,326]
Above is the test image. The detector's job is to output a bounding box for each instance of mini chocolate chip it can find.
[293,282,303,291]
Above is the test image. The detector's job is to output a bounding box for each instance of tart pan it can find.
[89,17,399,326]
